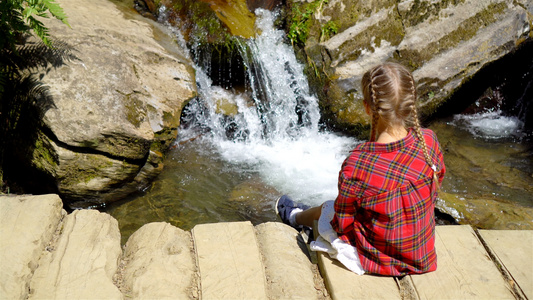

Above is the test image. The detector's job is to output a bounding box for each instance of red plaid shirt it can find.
[331,128,445,276]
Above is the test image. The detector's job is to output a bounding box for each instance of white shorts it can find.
[310,200,365,275]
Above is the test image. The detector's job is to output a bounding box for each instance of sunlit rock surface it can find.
[290,0,532,132]
[25,0,196,206]
[0,194,65,300]
[200,0,257,38]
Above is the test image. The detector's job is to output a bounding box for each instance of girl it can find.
[276,62,446,276]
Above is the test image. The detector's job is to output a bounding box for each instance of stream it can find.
[105,8,533,244]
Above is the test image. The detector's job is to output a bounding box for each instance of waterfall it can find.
[176,9,357,205]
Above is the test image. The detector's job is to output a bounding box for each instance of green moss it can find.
[60,154,116,186]
[117,90,146,128]
[151,127,178,153]
[401,0,465,27]
[162,111,175,124]
[32,134,58,173]
[397,2,506,69]
[164,0,231,45]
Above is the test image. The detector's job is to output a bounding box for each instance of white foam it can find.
[453,110,524,139]
[216,132,357,206]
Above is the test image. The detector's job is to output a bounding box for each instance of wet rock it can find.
[134,0,158,20]
[23,0,196,206]
[0,194,65,300]
[430,121,533,230]
[288,0,532,133]
[203,0,257,38]
[120,222,198,299]
[28,209,122,299]
[436,192,533,230]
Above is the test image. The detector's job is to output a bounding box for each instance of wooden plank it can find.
[192,221,267,300]
[316,251,401,299]
[478,230,533,299]
[410,225,514,299]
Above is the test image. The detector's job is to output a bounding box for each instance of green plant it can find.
[0,0,70,191]
[320,20,338,42]
[1,0,69,51]
[287,0,336,46]
[287,5,315,46]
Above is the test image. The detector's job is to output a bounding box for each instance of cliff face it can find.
[14,0,196,207]
[287,0,532,133]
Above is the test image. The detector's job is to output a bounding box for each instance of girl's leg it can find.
[295,204,323,227]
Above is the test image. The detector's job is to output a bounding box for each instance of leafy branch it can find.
[1,0,70,51]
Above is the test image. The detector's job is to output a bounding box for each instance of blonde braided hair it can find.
[362,62,439,188]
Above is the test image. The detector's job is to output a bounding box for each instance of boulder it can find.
[288,0,532,133]
[26,0,196,206]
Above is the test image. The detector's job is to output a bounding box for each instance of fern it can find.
[0,0,70,188]
[21,0,70,47]
[43,0,69,25]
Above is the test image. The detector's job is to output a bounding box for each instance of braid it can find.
[370,113,379,142]
[362,62,440,190]
[412,99,440,190]
[369,70,379,142]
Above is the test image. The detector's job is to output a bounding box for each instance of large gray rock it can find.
[292,0,532,132]
[29,0,196,206]
[0,194,65,300]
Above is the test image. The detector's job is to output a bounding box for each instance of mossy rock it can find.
[436,192,533,230]
[287,0,532,132]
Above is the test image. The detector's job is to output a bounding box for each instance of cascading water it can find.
[179,9,356,205]
[106,8,357,242]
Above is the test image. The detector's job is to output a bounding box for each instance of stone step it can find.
[2,194,532,300]
[408,225,515,299]
[255,222,325,299]
[0,194,65,299]
[119,222,197,299]
[316,225,531,300]
[192,221,268,299]
[317,252,401,299]
[478,229,533,299]
[28,209,123,299]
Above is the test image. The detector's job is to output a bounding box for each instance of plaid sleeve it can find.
[331,160,358,234]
